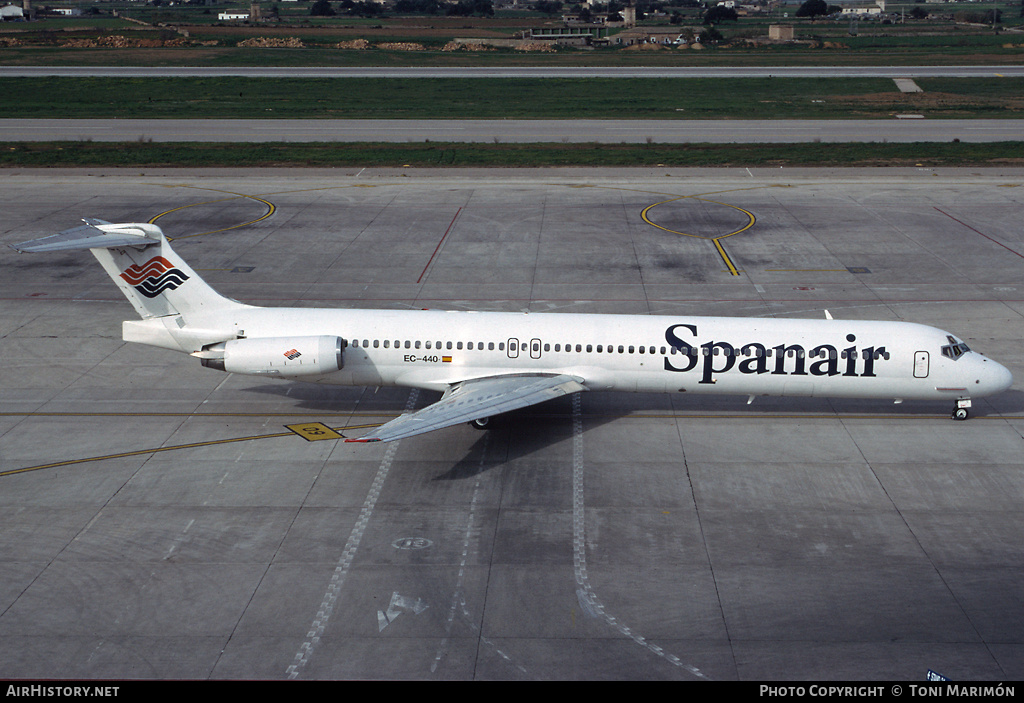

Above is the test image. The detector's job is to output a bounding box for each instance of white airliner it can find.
[12,220,1013,441]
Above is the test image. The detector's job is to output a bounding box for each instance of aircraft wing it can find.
[346,373,587,443]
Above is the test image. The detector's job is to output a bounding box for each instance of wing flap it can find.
[347,374,586,443]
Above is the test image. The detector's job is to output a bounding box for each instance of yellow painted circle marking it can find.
[147,187,276,241]
[640,196,756,240]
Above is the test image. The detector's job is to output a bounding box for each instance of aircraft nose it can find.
[976,357,1013,395]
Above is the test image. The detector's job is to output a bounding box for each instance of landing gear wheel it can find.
[470,417,490,430]
[952,407,969,421]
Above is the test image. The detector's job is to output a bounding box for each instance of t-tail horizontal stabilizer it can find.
[10,219,162,253]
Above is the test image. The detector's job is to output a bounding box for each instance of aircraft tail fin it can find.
[12,220,250,321]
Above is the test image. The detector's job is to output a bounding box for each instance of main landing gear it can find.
[952,399,971,421]
[469,417,490,430]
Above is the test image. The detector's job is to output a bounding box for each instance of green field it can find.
[2,77,1023,120]
[4,140,1023,168]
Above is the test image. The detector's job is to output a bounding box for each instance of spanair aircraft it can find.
[11,220,1013,442]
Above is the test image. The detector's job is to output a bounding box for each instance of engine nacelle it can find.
[200,335,344,376]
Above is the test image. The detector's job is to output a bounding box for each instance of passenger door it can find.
[914,351,929,378]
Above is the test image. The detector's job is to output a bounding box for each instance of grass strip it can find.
[2,77,1023,120]
[3,141,1023,168]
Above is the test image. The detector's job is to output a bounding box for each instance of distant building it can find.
[612,26,695,45]
[218,10,250,19]
[0,3,24,20]
[841,0,886,14]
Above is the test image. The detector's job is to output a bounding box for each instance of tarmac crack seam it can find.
[571,392,710,680]
[285,388,419,680]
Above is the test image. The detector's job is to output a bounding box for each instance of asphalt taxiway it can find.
[1,167,1023,680]
[5,118,1023,143]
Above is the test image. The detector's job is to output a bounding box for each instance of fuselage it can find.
[191,307,1013,403]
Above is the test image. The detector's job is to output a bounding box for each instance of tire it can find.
[470,417,490,430]
[952,407,969,421]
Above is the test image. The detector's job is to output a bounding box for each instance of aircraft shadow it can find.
[240,382,1024,484]
[241,381,618,479]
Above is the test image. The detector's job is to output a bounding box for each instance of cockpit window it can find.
[941,335,971,360]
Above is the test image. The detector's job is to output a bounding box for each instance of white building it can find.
[0,3,24,20]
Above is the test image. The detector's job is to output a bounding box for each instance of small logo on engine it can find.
[283,349,302,360]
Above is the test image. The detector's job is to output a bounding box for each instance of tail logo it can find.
[119,256,189,298]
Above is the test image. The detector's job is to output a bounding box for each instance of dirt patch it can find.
[623,42,666,51]
[514,41,556,52]
[442,41,495,51]
[58,35,189,48]
[237,36,306,48]
[834,91,1024,113]
[334,39,370,49]
[375,41,425,51]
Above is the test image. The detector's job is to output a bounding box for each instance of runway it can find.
[1,167,1023,680]
[5,117,1023,143]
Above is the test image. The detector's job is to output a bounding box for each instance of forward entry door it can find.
[914,351,929,378]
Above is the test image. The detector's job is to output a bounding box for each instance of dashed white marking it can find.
[286,389,419,679]
[430,434,527,675]
[570,393,710,680]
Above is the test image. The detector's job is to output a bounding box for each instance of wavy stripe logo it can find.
[119,256,189,298]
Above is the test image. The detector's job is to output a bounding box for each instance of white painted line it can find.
[570,393,710,679]
[286,388,419,679]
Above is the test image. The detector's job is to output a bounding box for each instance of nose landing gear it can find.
[952,399,972,421]
[469,417,490,430]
